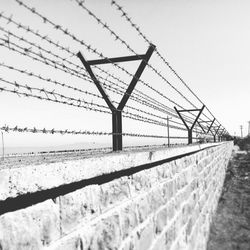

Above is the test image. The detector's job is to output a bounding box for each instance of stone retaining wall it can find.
[0,142,233,250]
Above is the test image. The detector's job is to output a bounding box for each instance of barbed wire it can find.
[69,1,213,124]
[99,80,196,126]
[0,35,90,82]
[0,26,92,80]
[73,0,198,109]
[0,60,193,127]
[0,58,175,124]
[0,62,103,100]
[0,13,198,126]
[0,77,191,130]
[0,12,189,117]
[0,13,131,93]
[1,0,215,137]
[0,77,110,112]
[110,0,220,123]
[0,125,188,138]
[76,1,219,125]
[0,61,172,123]
[13,0,200,114]
[8,2,223,131]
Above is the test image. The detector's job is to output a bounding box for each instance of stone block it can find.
[99,177,131,212]
[151,234,165,250]
[162,180,174,202]
[0,169,9,201]
[54,235,86,250]
[60,185,100,235]
[165,222,176,249]
[120,239,135,250]
[9,165,64,198]
[156,162,173,181]
[136,195,151,223]
[134,219,154,250]
[0,199,60,249]
[129,169,157,197]
[155,206,168,234]
[167,200,175,221]
[86,213,122,250]
[120,203,138,239]
[148,188,164,213]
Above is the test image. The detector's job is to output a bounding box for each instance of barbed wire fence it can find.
[0,0,230,156]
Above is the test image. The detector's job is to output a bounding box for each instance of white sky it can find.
[0,0,249,150]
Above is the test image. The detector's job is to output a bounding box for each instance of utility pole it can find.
[240,125,243,138]
[1,132,4,160]
[248,121,250,137]
[167,116,172,147]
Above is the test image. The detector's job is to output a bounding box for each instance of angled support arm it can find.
[174,105,205,144]
[174,107,189,130]
[77,44,155,151]
[87,54,147,65]
[197,121,206,133]
[118,44,155,110]
[191,105,205,130]
[210,124,221,142]
[77,52,115,111]
[207,118,215,134]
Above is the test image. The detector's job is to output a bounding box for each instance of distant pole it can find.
[240,125,243,138]
[248,121,250,137]
[167,116,172,147]
[1,132,4,160]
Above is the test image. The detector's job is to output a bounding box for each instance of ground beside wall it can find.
[207,149,250,250]
[0,142,233,250]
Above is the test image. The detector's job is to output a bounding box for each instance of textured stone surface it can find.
[87,213,121,250]
[0,169,9,201]
[0,142,221,200]
[99,177,131,212]
[60,185,100,235]
[120,203,138,239]
[0,200,60,250]
[0,142,233,250]
[134,219,154,250]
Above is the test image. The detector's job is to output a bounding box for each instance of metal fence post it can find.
[167,116,172,147]
[174,105,205,144]
[77,44,155,151]
[112,110,122,151]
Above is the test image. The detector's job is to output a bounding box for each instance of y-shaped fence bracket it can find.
[77,44,156,151]
[218,128,225,141]
[196,118,216,142]
[174,105,205,144]
[210,125,221,142]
